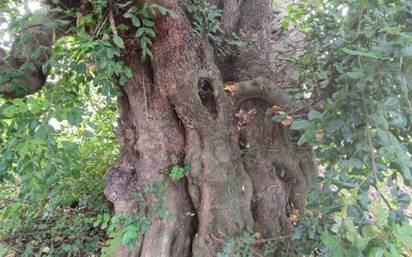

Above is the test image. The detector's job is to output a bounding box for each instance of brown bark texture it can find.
[0,0,317,256]
[104,0,317,256]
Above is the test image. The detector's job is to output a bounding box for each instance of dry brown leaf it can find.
[315,131,325,141]
[235,108,257,126]
[255,232,262,240]
[288,209,300,225]
[223,81,236,94]
[234,109,248,120]
[54,236,63,242]
[271,105,283,114]
[281,115,294,127]
[248,108,257,116]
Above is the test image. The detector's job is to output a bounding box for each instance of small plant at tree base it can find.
[217,231,257,257]
[97,212,152,257]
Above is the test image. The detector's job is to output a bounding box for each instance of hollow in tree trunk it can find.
[103,0,317,256]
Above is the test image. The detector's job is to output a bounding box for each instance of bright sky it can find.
[27,1,42,11]
[0,0,43,46]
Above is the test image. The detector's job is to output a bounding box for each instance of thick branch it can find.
[0,8,75,98]
[233,76,289,106]
[1,18,52,98]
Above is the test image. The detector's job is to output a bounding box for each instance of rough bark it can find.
[104,0,316,256]
[2,0,317,256]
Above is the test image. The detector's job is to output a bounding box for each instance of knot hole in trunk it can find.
[197,78,217,119]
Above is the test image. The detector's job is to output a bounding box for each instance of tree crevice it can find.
[197,78,218,119]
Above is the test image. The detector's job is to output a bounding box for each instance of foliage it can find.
[160,156,190,181]
[0,13,121,251]
[0,2,121,256]
[0,83,118,256]
[120,1,176,61]
[281,0,412,256]
[1,0,411,256]
[96,212,152,257]
[216,231,292,257]
[217,231,257,257]
[181,0,245,56]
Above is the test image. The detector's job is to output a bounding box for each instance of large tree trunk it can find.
[0,0,316,255]
[103,0,316,256]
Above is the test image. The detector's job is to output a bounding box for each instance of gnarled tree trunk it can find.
[103,0,316,256]
[0,0,317,256]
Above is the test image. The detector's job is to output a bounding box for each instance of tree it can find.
[1,0,411,257]
[1,0,316,256]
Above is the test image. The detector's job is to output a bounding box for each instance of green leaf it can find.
[308,110,322,120]
[156,6,168,15]
[42,60,50,74]
[342,48,383,59]
[320,232,345,257]
[368,247,385,257]
[346,71,364,79]
[124,66,133,78]
[117,23,129,31]
[140,37,148,49]
[142,18,155,27]
[61,141,78,151]
[145,48,153,59]
[135,28,145,38]
[143,27,156,38]
[371,114,388,130]
[132,17,141,27]
[113,36,125,49]
[2,105,18,117]
[31,47,42,60]
[141,7,150,18]
[393,224,412,249]
[291,120,312,130]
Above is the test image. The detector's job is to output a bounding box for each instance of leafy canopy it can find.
[284,0,412,256]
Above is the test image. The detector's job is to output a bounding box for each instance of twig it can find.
[252,234,292,245]
[108,2,118,37]
[92,14,108,38]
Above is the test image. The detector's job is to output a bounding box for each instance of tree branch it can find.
[0,4,78,98]
[232,76,290,106]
